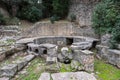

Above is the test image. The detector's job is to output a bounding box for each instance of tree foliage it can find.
[52,0,69,18]
[0,12,5,24]
[0,0,70,22]
[92,0,120,49]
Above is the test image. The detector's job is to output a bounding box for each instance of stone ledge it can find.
[96,45,120,68]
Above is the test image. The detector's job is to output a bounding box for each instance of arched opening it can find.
[43,49,47,54]
[66,38,73,45]
[34,49,39,53]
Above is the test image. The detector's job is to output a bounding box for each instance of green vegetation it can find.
[52,0,69,18]
[60,63,73,72]
[0,0,70,23]
[17,58,45,80]
[0,12,5,24]
[95,59,120,80]
[92,0,120,48]
[13,56,120,80]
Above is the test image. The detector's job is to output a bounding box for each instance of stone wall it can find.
[24,22,73,37]
[23,22,97,38]
[69,0,100,26]
[68,0,100,38]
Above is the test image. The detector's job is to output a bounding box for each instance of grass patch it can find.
[59,63,73,72]
[95,59,120,80]
[17,58,45,80]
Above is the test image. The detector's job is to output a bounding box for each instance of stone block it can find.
[40,43,57,49]
[0,52,6,61]
[108,49,120,66]
[71,60,81,70]
[73,50,94,72]
[38,73,50,80]
[46,56,57,64]
[0,64,17,77]
[23,55,35,62]
[51,72,97,80]
[47,47,58,57]
[15,60,27,71]
[0,77,10,80]
[72,41,92,50]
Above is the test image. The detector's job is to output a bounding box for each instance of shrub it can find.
[17,6,43,22]
[110,19,120,49]
[92,0,118,35]
[42,0,53,17]
[52,0,70,18]
[0,12,6,24]
[92,0,120,49]
[0,0,70,22]
[5,17,20,25]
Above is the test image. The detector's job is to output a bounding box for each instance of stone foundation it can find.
[96,45,120,68]
[24,36,98,72]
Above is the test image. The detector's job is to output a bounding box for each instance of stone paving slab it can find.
[0,77,10,80]
[38,73,50,80]
[51,72,96,80]
[39,72,97,80]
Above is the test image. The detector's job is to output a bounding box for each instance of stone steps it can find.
[0,44,26,62]
[0,54,35,80]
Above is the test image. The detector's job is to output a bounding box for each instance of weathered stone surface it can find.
[61,47,69,54]
[68,0,100,37]
[73,50,94,72]
[61,47,73,58]
[27,43,40,54]
[0,52,5,61]
[71,60,82,70]
[38,73,50,80]
[39,43,58,57]
[33,36,98,46]
[101,34,111,46]
[45,64,59,73]
[0,64,17,77]
[15,60,27,71]
[40,43,57,49]
[47,47,58,57]
[0,46,25,62]
[23,55,35,62]
[96,45,109,60]
[0,77,10,80]
[46,56,57,64]
[108,49,120,67]
[57,53,64,62]
[16,38,36,44]
[72,41,92,50]
[51,72,97,80]
[15,44,26,51]
[0,25,20,36]
[96,45,120,68]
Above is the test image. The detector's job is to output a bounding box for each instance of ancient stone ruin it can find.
[25,36,98,72]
